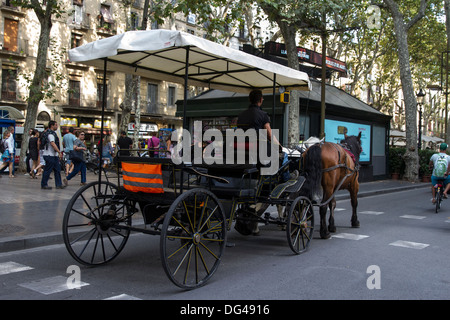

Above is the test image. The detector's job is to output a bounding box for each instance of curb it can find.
[334,183,429,201]
[0,231,64,253]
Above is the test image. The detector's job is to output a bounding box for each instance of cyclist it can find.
[429,143,450,204]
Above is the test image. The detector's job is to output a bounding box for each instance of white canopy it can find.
[68,29,311,94]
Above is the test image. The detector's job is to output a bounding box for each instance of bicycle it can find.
[434,178,445,213]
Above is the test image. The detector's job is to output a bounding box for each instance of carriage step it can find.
[270,176,305,199]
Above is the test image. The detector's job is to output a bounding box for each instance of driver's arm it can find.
[264,122,281,146]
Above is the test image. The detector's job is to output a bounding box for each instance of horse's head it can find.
[341,132,362,163]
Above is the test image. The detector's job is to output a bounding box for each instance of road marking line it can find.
[0,261,33,275]
[19,275,89,295]
[332,233,369,240]
[360,211,384,215]
[104,294,141,300]
[400,215,426,220]
[334,208,346,211]
[389,240,429,250]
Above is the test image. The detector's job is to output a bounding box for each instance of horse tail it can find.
[299,144,322,202]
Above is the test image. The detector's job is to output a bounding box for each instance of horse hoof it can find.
[320,232,331,239]
[351,221,360,228]
[328,225,336,233]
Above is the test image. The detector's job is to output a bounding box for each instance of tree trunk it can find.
[278,21,300,146]
[445,0,450,143]
[118,74,136,139]
[383,0,429,181]
[18,3,53,173]
[132,76,141,153]
[393,19,418,181]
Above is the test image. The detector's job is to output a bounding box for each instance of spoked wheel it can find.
[62,181,132,266]
[160,188,227,289]
[286,196,314,254]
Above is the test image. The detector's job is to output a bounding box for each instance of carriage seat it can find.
[270,176,305,199]
[193,163,259,199]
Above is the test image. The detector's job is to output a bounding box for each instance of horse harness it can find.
[321,141,359,180]
[310,141,359,208]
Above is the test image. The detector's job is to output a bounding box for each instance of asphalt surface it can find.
[0,171,430,253]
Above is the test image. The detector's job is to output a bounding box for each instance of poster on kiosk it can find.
[324,119,371,163]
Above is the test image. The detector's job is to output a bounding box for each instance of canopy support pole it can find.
[272,74,276,125]
[98,58,108,186]
[180,46,190,193]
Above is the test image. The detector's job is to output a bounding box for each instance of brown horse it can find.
[299,133,362,239]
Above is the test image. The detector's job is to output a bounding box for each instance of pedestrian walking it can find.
[0,130,14,178]
[101,135,114,168]
[148,132,160,157]
[63,127,76,176]
[41,120,65,190]
[63,130,87,186]
[117,131,133,156]
[28,129,39,179]
[0,125,14,176]
[25,128,33,175]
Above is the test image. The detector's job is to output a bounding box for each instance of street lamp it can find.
[417,88,425,150]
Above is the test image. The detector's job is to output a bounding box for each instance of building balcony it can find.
[143,103,176,116]
[70,13,91,31]
[96,16,116,36]
[0,0,26,17]
[0,38,28,59]
[1,90,16,101]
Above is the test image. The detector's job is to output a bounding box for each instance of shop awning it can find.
[0,106,24,119]
[68,29,311,94]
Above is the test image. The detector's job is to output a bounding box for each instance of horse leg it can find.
[319,204,330,239]
[319,187,333,239]
[350,186,360,228]
[328,197,337,233]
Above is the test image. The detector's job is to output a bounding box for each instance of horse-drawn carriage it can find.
[62,30,362,289]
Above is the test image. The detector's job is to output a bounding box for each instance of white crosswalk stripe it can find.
[400,215,426,220]
[332,233,369,240]
[389,240,429,250]
[18,275,89,295]
[0,261,33,275]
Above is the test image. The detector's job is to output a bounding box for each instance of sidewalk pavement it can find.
[0,171,430,253]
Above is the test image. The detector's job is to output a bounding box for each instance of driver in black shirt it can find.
[237,89,280,146]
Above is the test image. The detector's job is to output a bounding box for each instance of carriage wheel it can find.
[286,196,314,254]
[160,188,227,289]
[62,181,131,266]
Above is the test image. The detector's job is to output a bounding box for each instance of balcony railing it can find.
[0,38,28,57]
[69,98,80,107]
[96,15,116,36]
[144,103,176,116]
[71,12,91,31]
[0,0,25,16]
[1,90,16,101]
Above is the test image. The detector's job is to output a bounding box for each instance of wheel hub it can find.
[193,233,201,245]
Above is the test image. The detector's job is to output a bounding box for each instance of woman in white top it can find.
[0,130,14,178]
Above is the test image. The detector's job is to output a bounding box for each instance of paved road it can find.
[0,186,449,302]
